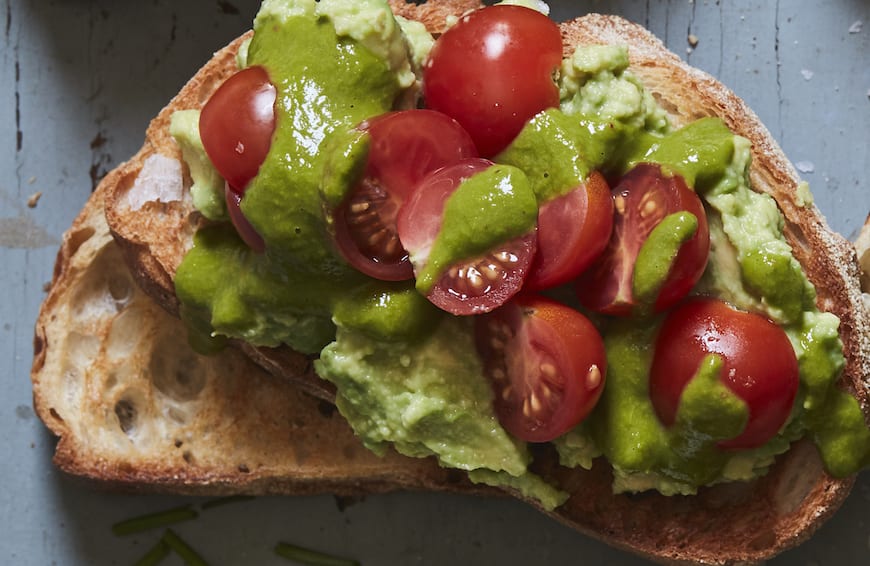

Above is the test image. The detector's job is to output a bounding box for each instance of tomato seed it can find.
[530,392,542,414]
[540,363,557,378]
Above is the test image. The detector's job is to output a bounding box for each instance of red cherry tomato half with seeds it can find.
[650,298,799,450]
[524,171,614,291]
[475,294,607,442]
[397,159,536,315]
[200,66,277,194]
[423,5,562,157]
[333,110,478,281]
[576,163,710,315]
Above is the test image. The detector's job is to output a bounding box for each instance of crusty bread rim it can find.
[82,1,870,564]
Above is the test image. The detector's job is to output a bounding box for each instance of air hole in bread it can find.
[33,333,45,360]
[72,245,132,323]
[65,332,101,371]
[66,227,96,258]
[651,91,680,118]
[149,340,207,401]
[49,408,64,424]
[106,307,146,360]
[106,273,133,308]
[167,406,187,424]
[114,398,137,435]
[182,450,193,464]
[238,464,250,473]
[104,372,118,391]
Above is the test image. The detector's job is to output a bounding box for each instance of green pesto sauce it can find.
[632,211,698,309]
[560,117,869,487]
[590,319,776,494]
[174,9,424,353]
[627,117,737,190]
[495,109,598,202]
[175,224,338,353]
[416,165,537,292]
[241,14,399,273]
[331,280,441,343]
[496,109,646,202]
[174,10,868,498]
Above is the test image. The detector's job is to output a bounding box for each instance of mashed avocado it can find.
[174,0,867,505]
[316,316,568,507]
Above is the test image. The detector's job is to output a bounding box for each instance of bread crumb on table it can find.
[27,192,42,208]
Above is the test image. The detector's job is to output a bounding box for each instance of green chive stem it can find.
[274,542,360,566]
[111,506,199,536]
[133,539,170,566]
[201,495,256,510]
[162,529,209,566]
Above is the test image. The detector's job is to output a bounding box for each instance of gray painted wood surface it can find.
[2,1,868,564]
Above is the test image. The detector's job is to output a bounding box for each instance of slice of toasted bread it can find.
[55,1,869,564]
[32,181,486,497]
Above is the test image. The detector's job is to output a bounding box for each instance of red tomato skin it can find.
[225,184,265,253]
[576,163,710,316]
[476,294,607,442]
[524,171,614,291]
[422,5,562,157]
[200,66,277,193]
[333,110,478,281]
[398,159,537,316]
[649,298,799,450]
[357,110,479,202]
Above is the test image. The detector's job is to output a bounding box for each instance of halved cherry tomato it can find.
[650,298,799,450]
[524,171,614,291]
[397,159,537,315]
[475,294,607,442]
[333,110,478,281]
[422,5,562,157]
[200,66,276,193]
[225,184,265,253]
[576,163,710,315]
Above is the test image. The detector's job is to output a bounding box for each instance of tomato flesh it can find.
[524,171,613,291]
[576,163,710,315]
[333,110,478,281]
[423,5,562,157]
[650,298,799,450]
[200,66,276,193]
[475,294,607,442]
[397,159,536,315]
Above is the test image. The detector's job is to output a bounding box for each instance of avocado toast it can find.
[33,1,870,563]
